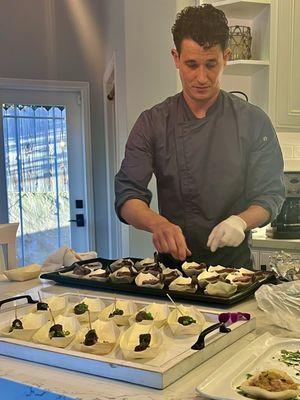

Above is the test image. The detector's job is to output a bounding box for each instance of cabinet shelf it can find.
[225,59,269,75]
[211,0,270,19]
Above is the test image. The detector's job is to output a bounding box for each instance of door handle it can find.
[69,214,85,227]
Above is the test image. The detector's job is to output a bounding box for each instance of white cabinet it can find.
[269,0,300,131]
[208,0,300,131]
[208,0,271,114]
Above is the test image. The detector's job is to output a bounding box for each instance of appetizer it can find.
[32,315,79,348]
[109,266,137,283]
[70,297,105,322]
[109,258,134,272]
[49,323,70,339]
[72,264,91,276]
[182,261,206,277]
[88,268,109,282]
[9,318,23,332]
[135,272,164,289]
[167,305,206,335]
[1,312,48,341]
[225,272,253,288]
[83,329,98,346]
[74,320,120,355]
[208,265,235,279]
[36,301,49,311]
[134,257,156,271]
[162,268,182,286]
[169,276,198,293]
[99,300,137,326]
[197,270,219,288]
[129,303,169,328]
[205,281,238,297]
[119,323,163,359]
[239,369,300,399]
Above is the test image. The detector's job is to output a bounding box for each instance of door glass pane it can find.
[2,103,71,266]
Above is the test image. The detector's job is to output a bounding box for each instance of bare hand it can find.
[150,220,191,261]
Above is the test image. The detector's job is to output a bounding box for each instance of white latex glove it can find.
[207,215,247,253]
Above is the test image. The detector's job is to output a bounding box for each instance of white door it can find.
[0,86,94,265]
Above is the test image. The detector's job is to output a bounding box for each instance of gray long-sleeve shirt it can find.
[115,91,285,266]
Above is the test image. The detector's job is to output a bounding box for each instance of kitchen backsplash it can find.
[277,132,300,171]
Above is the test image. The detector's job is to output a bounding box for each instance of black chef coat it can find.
[115,90,285,267]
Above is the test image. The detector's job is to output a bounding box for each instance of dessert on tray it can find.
[119,323,163,360]
[74,319,120,355]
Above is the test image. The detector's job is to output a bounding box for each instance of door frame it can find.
[103,53,129,258]
[0,77,95,251]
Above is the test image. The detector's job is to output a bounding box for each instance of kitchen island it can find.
[0,276,296,400]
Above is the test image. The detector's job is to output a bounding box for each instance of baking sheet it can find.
[40,257,276,305]
[196,332,300,399]
[0,292,256,389]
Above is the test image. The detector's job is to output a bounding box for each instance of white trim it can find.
[103,54,129,258]
[103,54,115,258]
[0,77,95,251]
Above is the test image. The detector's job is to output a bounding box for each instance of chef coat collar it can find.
[180,90,223,121]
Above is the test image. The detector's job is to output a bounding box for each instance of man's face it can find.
[172,38,231,104]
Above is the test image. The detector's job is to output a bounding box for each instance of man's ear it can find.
[223,48,231,64]
[171,48,180,69]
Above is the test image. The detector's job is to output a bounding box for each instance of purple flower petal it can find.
[218,312,230,323]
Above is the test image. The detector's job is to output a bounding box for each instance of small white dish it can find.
[3,264,41,281]
[119,323,163,360]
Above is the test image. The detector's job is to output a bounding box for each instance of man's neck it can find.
[183,91,220,119]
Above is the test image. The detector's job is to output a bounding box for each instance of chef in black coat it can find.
[115,4,285,267]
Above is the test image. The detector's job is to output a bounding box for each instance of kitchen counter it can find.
[0,276,297,400]
[252,233,300,251]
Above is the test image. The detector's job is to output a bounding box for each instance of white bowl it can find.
[3,264,41,281]
[120,323,163,360]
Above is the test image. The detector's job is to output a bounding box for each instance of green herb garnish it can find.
[178,315,196,326]
[74,302,89,315]
[109,308,124,318]
[278,349,300,374]
[135,311,154,322]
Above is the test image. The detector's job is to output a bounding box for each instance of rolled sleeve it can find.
[115,112,154,223]
[245,114,285,223]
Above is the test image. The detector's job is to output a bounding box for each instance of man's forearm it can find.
[120,199,168,233]
[238,205,270,231]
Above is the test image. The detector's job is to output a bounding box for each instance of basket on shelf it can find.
[229,25,252,60]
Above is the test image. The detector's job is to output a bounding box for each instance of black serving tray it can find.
[40,257,276,305]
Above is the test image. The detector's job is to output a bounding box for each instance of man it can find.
[115,4,285,267]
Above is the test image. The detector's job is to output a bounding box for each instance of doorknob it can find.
[69,214,85,227]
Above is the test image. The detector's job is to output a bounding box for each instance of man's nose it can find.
[196,66,208,83]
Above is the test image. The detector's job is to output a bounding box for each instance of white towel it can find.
[42,246,97,272]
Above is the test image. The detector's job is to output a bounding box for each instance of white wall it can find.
[102,0,202,258]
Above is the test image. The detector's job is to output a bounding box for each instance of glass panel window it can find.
[2,103,71,265]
